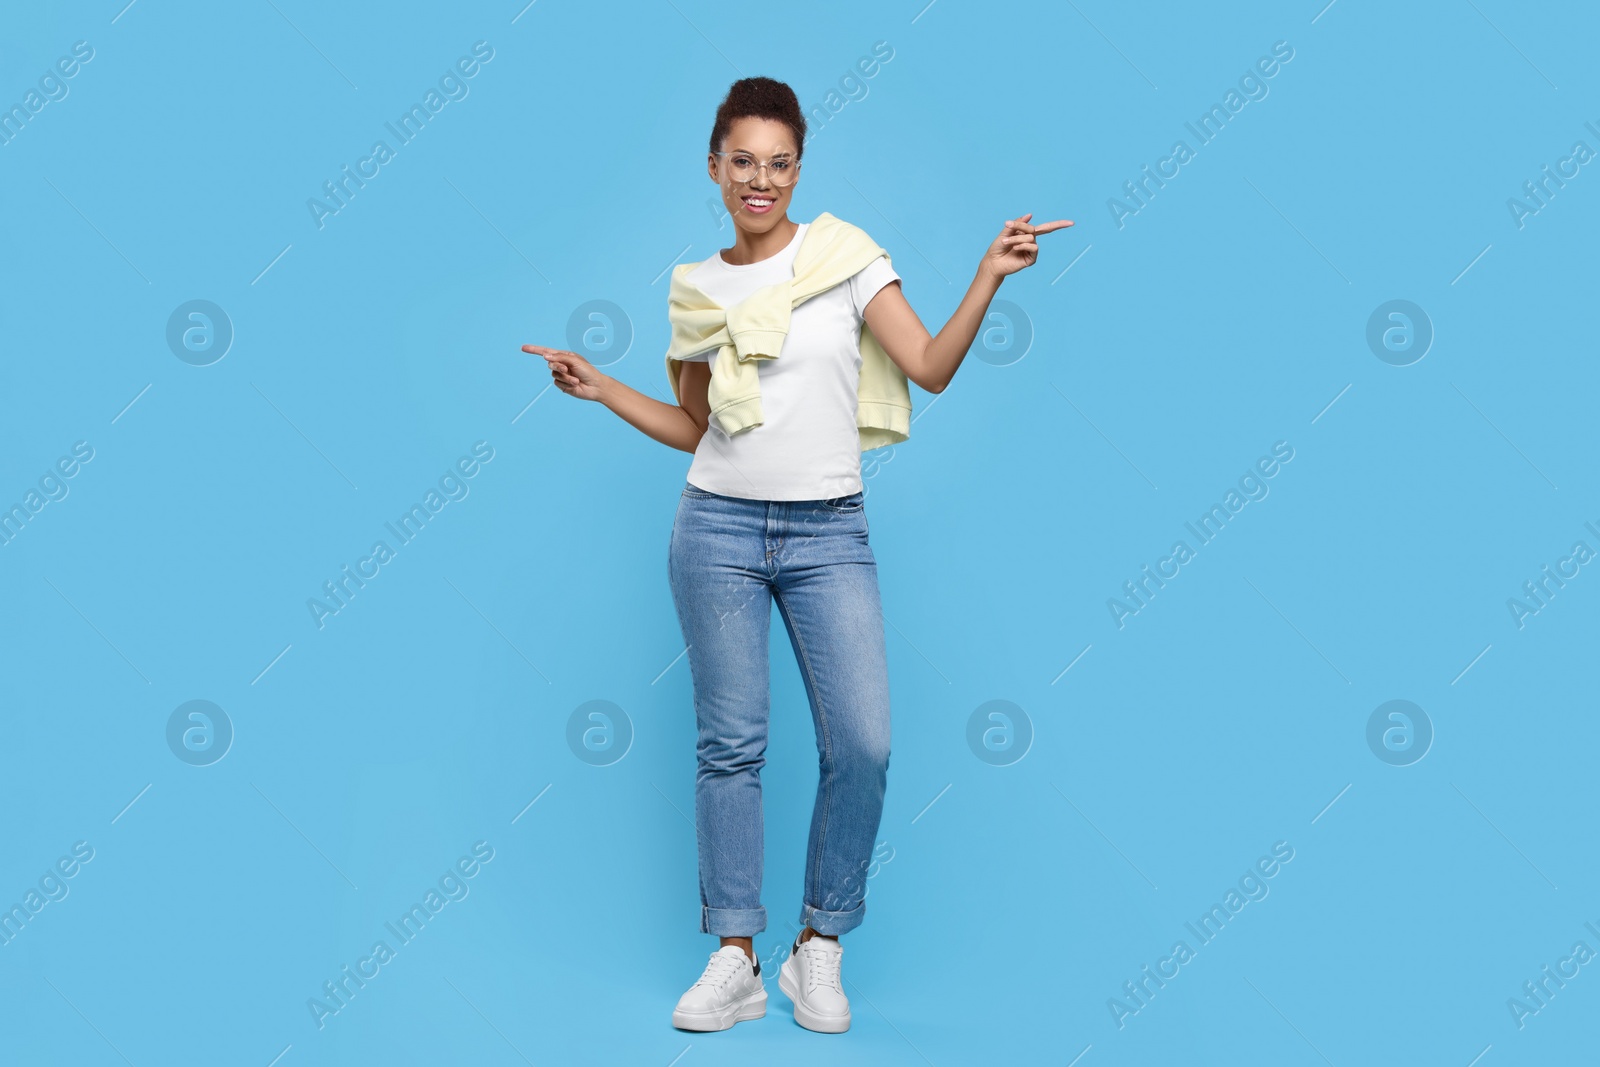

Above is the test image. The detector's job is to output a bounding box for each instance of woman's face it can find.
[708,116,801,235]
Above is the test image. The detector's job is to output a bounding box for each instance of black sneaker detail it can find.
[752,959,760,977]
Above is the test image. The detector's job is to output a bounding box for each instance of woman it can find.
[522,76,1070,1034]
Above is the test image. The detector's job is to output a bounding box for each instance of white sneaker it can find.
[672,945,767,1032]
[778,934,851,1033]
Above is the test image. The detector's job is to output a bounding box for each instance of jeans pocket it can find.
[820,491,865,514]
[682,482,718,500]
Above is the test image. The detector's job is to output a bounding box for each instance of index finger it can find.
[1030,219,1075,234]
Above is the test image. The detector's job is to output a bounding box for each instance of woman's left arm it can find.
[862,213,1073,394]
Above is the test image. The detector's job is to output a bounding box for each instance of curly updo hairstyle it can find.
[708,76,807,163]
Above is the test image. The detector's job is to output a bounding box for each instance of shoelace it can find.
[695,951,749,990]
[801,941,843,992]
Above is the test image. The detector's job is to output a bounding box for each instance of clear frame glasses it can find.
[714,151,798,187]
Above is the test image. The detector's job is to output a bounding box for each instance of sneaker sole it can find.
[778,962,851,1034]
[672,986,767,1032]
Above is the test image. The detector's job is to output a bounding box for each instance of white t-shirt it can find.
[677,221,901,501]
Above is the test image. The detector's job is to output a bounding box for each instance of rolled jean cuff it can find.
[799,898,865,937]
[702,905,766,937]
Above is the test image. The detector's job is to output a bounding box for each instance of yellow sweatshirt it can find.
[664,212,912,452]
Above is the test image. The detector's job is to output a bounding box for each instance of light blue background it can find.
[2,1,1596,1063]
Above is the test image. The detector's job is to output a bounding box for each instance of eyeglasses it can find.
[714,151,798,187]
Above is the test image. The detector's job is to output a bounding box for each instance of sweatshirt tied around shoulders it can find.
[664,212,913,453]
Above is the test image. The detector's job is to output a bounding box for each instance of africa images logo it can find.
[307,42,495,230]
[308,841,495,1029]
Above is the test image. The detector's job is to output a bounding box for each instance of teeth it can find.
[745,198,773,206]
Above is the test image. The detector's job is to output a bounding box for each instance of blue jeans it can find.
[668,481,892,938]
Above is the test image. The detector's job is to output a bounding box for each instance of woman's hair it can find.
[708,77,807,162]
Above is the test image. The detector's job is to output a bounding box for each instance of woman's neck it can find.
[721,216,800,266]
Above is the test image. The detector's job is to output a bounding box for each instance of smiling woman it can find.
[705,78,807,254]
[518,73,1073,1039]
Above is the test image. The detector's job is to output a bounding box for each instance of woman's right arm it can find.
[521,344,711,455]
